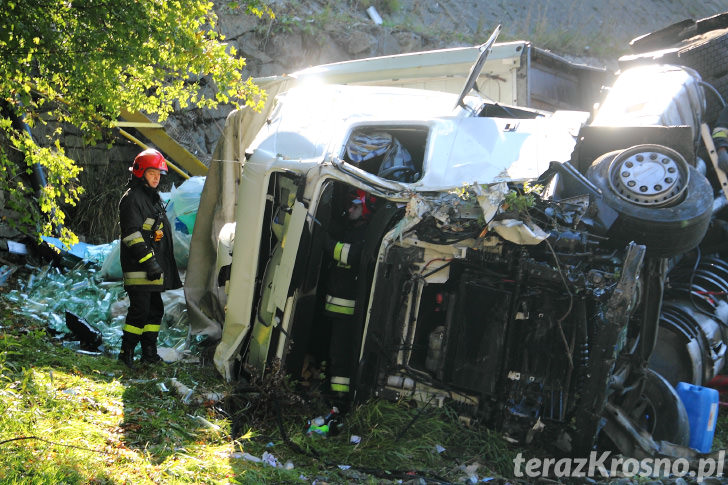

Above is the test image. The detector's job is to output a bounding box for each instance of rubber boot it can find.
[330,391,351,416]
[118,332,139,368]
[140,331,162,364]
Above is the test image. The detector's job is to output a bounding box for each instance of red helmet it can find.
[130,148,168,178]
[351,189,375,218]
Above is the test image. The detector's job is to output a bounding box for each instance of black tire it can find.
[697,12,728,35]
[628,18,696,53]
[649,305,704,388]
[702,73,728,125]
[631,369,691,446]
[620,25,728,82]
[587,145,713,257]
[676,28,728,80]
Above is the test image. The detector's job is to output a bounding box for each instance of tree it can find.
[0,0,272,247]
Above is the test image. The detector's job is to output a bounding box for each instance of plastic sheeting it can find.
[168,176,206,235]
[345,131,416,182]
[184,108,254,342]
[346,131,393,162]
[92,177,204,281]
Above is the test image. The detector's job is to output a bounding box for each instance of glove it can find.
[144,258,163,281]
[713,126,728,151]
[712,106,728,152]
[717,105,728,130]
[322,232,336,255]
[154,229,163,242]
[719,148,728,174]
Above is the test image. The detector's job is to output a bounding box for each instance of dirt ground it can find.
[258,0,728,72]
[385,0,728,51]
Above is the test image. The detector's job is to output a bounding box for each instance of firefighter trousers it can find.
[123,289,164,339]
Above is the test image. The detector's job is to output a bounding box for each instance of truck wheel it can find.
[628,19,695,53]
[587,144,713,257]
[676,28,728,80]
[702,72,728,125]
[630,369,691,446]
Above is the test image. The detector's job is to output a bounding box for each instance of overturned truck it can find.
[186,26,728,457]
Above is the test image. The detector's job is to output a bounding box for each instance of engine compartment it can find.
[361,186,645,444]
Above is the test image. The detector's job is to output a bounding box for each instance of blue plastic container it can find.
[676,382,719,453]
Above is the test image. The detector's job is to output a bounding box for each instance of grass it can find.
[0,320,238,483]
[3,261,727,484]
[0,295,515,484]
[504,0,626,59]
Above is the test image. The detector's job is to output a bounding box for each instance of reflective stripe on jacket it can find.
[323,220,368,317]
[325,295,356,315]
[119,178,181,291]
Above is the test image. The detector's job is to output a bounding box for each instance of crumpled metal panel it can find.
[591,64,706,143]
[413,114,585,190]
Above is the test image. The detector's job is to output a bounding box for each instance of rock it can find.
[237,34,273,63]
[393,31,423,52]
[270,32,305,68]
[217,13,260,40]
[258,62,286,77]
[375,31,403,56]
[347,31,376,55]
[312,39,349,65]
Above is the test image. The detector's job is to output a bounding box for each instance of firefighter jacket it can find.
[322,219,368,316]
[119,178,182,291]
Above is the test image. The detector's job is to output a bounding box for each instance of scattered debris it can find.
[3,262,199,355]
[306,407,340,437]
[231,451,262,463]
[261,451,279,467]
[191,414,221,431]
[365,6,382,25]
[157,346,199,363]
[64,311,103,351]
[6,240,28,256]
[169,378,195,403]
[0,264,16,286]
[460,462,482,484]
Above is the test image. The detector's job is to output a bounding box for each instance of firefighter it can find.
[321,188,373,407]
[713,106,728,173]
[118,148,182,368]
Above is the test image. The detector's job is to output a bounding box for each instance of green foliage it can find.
[504,182,543,214]
[0,0,272,247]
[716,413,728,450]
[382,0,401,14]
